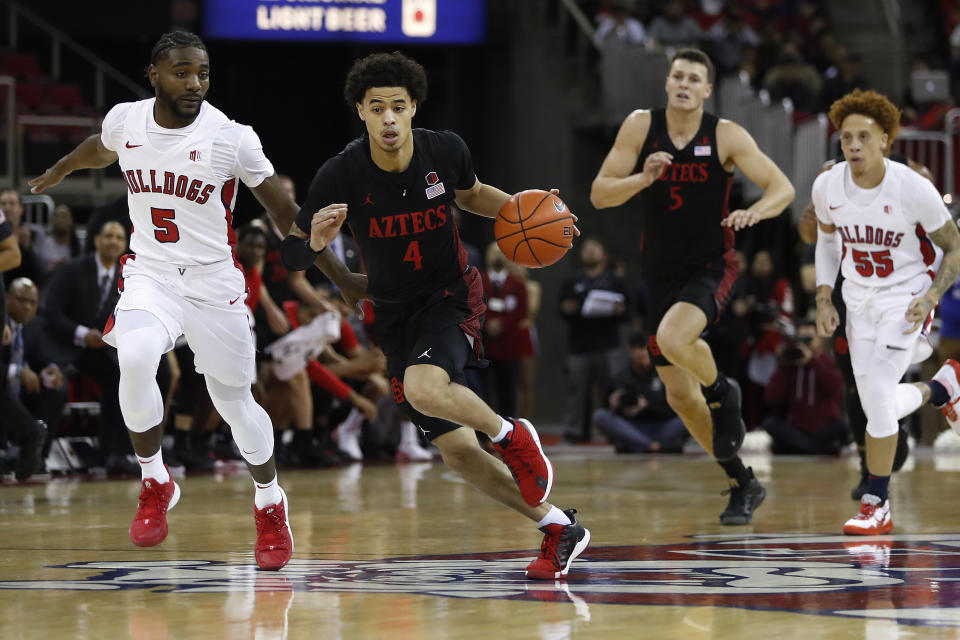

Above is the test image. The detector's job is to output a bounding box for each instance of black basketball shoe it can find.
[719,468,766,525]
[708,377,746,461]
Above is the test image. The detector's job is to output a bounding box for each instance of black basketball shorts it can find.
[646,254,737,367]
[373,273,485,441]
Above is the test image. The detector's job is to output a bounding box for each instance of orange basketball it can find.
[495,190,575,268]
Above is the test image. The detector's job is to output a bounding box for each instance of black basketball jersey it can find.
[637,109,734,277]
[296,129,477,303]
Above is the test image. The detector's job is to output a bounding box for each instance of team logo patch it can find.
[3,534,960,627]
[694,145,711,156]
[189,150,201,162]
[424,172,444,199]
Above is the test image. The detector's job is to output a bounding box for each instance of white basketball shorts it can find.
[842,270,934,380]
[103,254,255,387]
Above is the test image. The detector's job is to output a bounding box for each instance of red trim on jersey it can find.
[452,220,469,272]
[117,253,135,292]
[916,225,936,266]
[221,178,243,272]
[102,309,116,338]
[713,248,739,315]
[459,266,486,358]
[648,334,662,356]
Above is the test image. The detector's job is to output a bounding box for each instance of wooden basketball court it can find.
[2,448,960,638]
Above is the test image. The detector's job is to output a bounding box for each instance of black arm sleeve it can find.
[280,235,322,271]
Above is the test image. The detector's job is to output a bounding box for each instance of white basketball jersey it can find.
[813,159,950,288]
[101,99,274,266]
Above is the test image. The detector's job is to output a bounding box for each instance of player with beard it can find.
[28,31,342,570]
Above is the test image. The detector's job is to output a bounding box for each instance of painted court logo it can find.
[3,534,960,627]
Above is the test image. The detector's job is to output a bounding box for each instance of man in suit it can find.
[43,220,133,473]
[5,277,65,460]
[0,208,47,481]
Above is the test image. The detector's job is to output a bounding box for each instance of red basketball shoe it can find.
[933,359,960,434]
[493,418,554,507]
[255,488,294,570]
[525,509,591,580]
[843,495,893,535]
[129,466,180,547]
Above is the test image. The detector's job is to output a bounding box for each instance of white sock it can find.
[138,450,169,483]
[537,506,572,528]
[254,475,283,510]
[340,408,364,433]
[400,421,420,446]
[490,417,514,443]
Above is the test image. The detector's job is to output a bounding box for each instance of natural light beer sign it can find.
[204,0,486,43]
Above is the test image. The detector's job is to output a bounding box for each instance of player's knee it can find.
[436,438,478,472]
[865,419,898,439]
[403,370,446,415]
[655,327,688,361]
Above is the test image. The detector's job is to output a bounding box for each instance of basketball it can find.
[494,190,575,268]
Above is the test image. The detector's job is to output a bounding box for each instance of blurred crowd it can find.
[587,0,958,125]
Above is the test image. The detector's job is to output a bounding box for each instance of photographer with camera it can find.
[592,330,688,453]
[761,318,851,454]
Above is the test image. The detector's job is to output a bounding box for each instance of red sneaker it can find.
[255,488,294,571]
[843,495,893,535]
[493,418,554,507]
[129,466,180,547]
[525,509,591,580]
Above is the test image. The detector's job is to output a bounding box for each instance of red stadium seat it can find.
[0,53,42,81]
[15,82,45,111]
[47,83,84,110]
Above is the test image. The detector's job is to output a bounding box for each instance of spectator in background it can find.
[593,330,687,453]
[705,5,761,76]
[746,249,794,383]
[5,278,66,462]
[0,212,46,481]
[33,203,81,280]
[559,237,629,442]
[594,0,646,48]
[647,0,702,48]
[762,41,822,112]
[506,261,541,419]
[42,220,136,475]
[481,242,528,418]
[761,319,851,454]
[84,195,131,254]
[0,189,42,287]
[820,51,867,111]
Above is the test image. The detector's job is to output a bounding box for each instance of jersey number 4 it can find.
[403,240,423,270]
[151,207,180,243]
[852,249,893,278]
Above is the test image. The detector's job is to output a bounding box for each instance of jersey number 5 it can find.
[403,240,423,270]
[151,207,180,243]
[852,249,893,278]
[669,185,683,211]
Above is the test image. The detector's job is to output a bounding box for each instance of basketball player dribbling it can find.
[813,89,960,534]
[28,31,342,570]
[281,52,590,579]
[590,49,795,524]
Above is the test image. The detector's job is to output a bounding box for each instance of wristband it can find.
[280,235,321,271]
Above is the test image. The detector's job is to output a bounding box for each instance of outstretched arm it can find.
[28,133,118,193]
[250,173,300,236]
[590,110,669,209]
[454,178,511,218]
[718,120,795,230]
